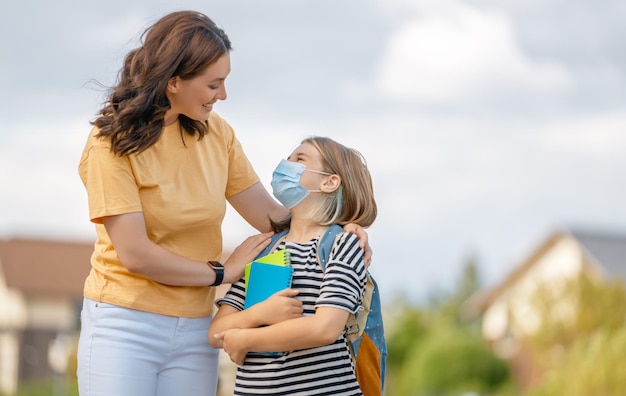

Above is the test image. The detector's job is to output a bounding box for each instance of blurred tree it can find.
[526,329,626,396]
[384,257,512,395]
[395,328,510,396]
[386,306,429,370]
[522,274,626,395]
[438,255,481,327]
[528,274,626,348]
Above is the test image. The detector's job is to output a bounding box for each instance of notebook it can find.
[244,249,290,292]
[243,249,293,356]
[243,250,293,309]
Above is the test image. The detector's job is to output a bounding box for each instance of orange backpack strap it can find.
[354,333,383,396]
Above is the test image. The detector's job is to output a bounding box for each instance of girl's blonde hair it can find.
[272,136,377,231]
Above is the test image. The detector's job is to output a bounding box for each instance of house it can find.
[0,237,93,395]
[462,228,626,386]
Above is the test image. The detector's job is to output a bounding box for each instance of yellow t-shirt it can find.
[78,112,259,317]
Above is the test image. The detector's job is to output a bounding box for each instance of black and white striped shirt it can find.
[217,231,367,395]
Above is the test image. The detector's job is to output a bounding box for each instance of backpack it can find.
[256,224,387,396]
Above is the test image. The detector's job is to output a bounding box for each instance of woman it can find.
[77,10,370,396]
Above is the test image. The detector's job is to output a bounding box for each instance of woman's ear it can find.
[166,76,180,94]
[320,174,341,193]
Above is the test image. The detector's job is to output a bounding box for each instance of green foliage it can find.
[394,329,509,396]
[386,307,429,370]
[528,274,626,349]
[526,329,626,396]
[521,274,626,395]
[384,258,513,396]
[428,258,480,321]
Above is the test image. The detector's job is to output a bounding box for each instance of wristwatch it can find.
[207,261,224,286]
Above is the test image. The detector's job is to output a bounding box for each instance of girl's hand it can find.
[343,224,372,267]
[222,232,273,284]
[215,329,249,365]
[253,288,303,325]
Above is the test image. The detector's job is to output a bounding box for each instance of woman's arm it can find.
[228,182,289,232]
[103,212,273,285]
[208,288,303,349]
[215,307,350,365]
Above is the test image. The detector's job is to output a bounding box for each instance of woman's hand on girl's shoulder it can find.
[223,232,274,283]
[342,224,372,268]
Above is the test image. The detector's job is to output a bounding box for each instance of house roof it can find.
[0,238,93,299]
[462,228,626,320]
[571,229,626,280]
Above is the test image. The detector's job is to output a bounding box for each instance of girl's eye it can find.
[209,85,219,90]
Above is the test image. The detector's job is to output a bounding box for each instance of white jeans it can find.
[77,298,219,396]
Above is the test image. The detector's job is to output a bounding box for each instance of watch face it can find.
[210,261,224,269]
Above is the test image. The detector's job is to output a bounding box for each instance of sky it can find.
[1,0,625,304]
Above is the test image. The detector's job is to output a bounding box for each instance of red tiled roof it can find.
[0,238,93,299]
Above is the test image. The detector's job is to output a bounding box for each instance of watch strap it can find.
[207,261,224,286]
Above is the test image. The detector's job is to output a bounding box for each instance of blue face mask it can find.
[271,159,332,208]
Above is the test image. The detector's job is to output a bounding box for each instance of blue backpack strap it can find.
[255,230,290,260]
[317,224,344,269]
[260,226,340,265]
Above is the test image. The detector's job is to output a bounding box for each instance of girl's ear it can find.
[320,174,341,193]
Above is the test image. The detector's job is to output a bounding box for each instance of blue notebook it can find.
[244,249,290,293]
[243,262,293,309]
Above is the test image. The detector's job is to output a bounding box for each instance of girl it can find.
[209,136,377,395]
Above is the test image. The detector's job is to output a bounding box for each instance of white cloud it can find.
[79,13,151,50]
[375,1,573,104]
[536,112,626,158]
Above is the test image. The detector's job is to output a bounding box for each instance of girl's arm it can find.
[216,232,366,364]
[215,306,350,365]
[208,288,303,349]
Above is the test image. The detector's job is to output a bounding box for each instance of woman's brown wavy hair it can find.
[93,11,231,156]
